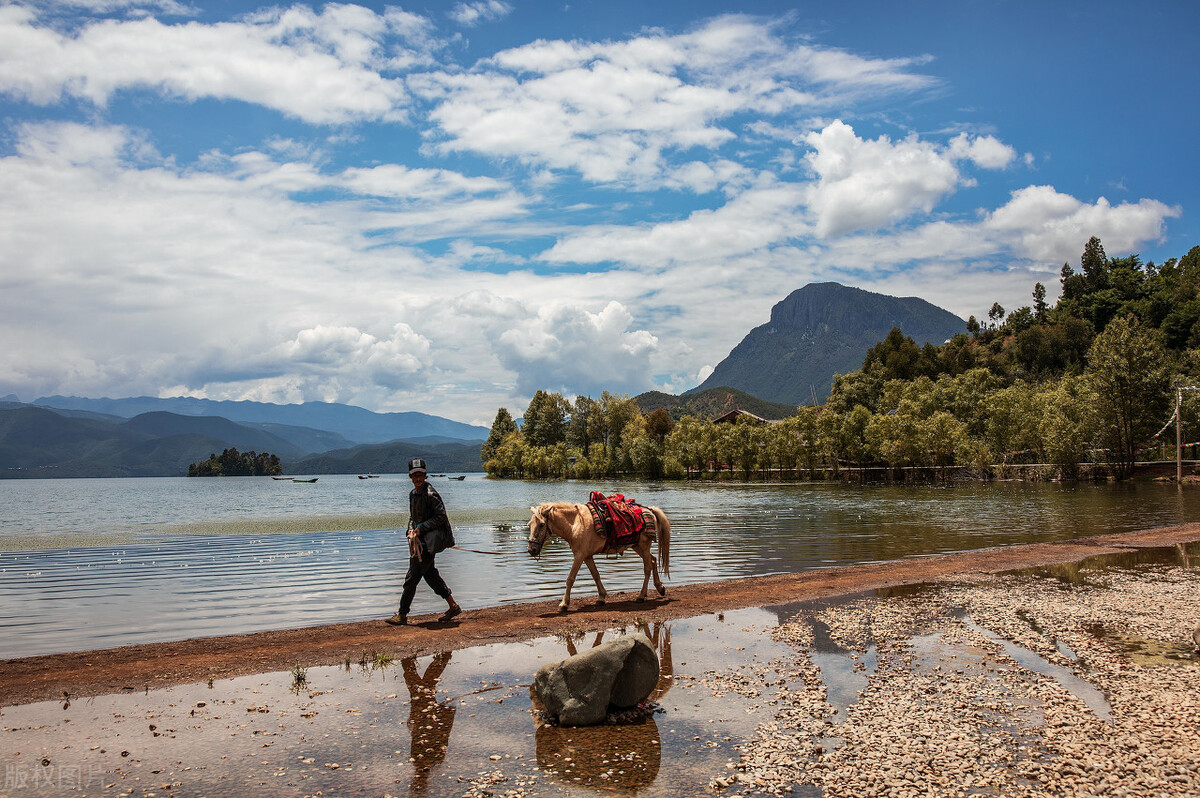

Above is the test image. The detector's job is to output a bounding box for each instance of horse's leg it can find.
[584,556,607,605]
[560,556,586,613]
[637,542,653,601]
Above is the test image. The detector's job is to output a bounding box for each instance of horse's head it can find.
[528,504,552,557]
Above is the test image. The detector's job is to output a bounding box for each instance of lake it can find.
[1,474,1197,659]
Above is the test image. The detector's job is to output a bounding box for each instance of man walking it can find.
[387,458,462,625]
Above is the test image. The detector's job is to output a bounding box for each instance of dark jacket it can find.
[409,483,454,555]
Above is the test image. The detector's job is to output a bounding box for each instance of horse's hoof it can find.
[557,605,569,614]
[657,587,666,597]
[595,599,605,606]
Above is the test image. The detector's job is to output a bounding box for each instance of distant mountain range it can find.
[691,282,966,404]
[1,398,486,478]
[32,395,489,447]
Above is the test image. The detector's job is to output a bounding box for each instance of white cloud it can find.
[449,1,513,27]
[802,120,961,238]
[278,323,432,389]
[0,4,429,124]
[542,176,808,267]
[492,301,659,396]
[947,132,1016,170]
[413,15,937,186]
[985,185,1179,263]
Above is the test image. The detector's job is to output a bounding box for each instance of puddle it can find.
[1005,542,1200,586]
[1083,623,1200,666]
[0,610,797,797]
[963,616,1113,723]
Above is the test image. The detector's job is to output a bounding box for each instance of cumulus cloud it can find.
[802,120,962,238]
[985,185,1180,263]
[0,4,430,123]
[449,1,513,27]
[947,132,1016,169]
[492,302,659,396]
[278,323,432,389]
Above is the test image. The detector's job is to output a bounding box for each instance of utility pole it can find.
[1178,385,1183,485]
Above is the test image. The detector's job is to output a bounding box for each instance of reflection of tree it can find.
[532,624,669,792]
[402,652,455,796]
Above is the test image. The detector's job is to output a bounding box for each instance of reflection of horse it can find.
[402,652,455,796]
[528,502,671,613]
[561,622,674,701]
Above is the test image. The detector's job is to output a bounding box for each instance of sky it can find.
[1,0,1197,426]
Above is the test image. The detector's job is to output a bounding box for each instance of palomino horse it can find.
[527,501,671,613]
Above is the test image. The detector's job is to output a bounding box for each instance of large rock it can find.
[533,635,660,726]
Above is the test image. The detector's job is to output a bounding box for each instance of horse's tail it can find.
[651,507,670,580]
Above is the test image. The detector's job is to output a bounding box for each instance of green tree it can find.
[1084,315,1170,479]
[482,407,517,464]
[522,390,568,448]
[1038,376,1094,480]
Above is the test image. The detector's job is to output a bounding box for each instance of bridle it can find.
[528,510,551,557]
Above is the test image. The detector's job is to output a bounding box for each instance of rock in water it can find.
[534,635,660,726]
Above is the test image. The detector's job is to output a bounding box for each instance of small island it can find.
[187,447,283,477]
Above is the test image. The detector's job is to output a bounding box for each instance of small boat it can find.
[293,478,318,483]
[358,474,381,479]
[272,477,293,481]
[449,475,466,481]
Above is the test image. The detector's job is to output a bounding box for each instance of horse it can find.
[527,501,671,613]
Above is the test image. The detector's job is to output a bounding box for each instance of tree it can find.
[1084,315,1170,479]
[566,395,596,450]
[522,390,568,448]
[1080,235,1108,289]
[988,303,1005,330]
[1033,282,1048,322]
[482,407,517,464]
[644,407,675,443]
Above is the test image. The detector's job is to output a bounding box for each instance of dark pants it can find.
[399,553,451,614]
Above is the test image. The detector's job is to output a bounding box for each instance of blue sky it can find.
[1,0,1196,425]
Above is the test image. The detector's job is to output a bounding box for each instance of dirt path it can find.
[3,523,1198,706]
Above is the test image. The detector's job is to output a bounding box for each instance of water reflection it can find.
[402,651,455,795]
[532,622,676,793]
[1003,541,1200,585]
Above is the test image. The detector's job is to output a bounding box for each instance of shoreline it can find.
[3,522,1198,707]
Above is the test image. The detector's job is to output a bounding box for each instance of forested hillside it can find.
[482,238,1200,482]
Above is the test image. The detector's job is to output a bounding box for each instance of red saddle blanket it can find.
[586,491,646,549]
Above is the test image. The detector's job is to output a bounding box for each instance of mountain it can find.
[691,282,966,404]
[2,405,307,477]
[0,403,485,478]
[120,412,308,459]
[290,440,482,475]
[32,396,489,445]
[635,387,798,420]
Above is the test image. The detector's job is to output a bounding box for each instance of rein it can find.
[450,544,508,556]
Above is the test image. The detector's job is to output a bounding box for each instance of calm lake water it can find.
[1,475,1197,659]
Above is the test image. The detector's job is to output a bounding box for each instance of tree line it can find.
[188,448,283,477]
[483,237,1200,482]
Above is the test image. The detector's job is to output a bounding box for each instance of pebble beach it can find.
[704,554,1200,797]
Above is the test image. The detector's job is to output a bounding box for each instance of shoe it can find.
[440,605,462,622]
[385,613,407,626]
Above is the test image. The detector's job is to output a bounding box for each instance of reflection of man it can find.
[402,652,456,795]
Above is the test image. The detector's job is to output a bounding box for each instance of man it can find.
[386,458,462,626]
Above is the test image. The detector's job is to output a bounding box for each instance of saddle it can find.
[586,491,647,552]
